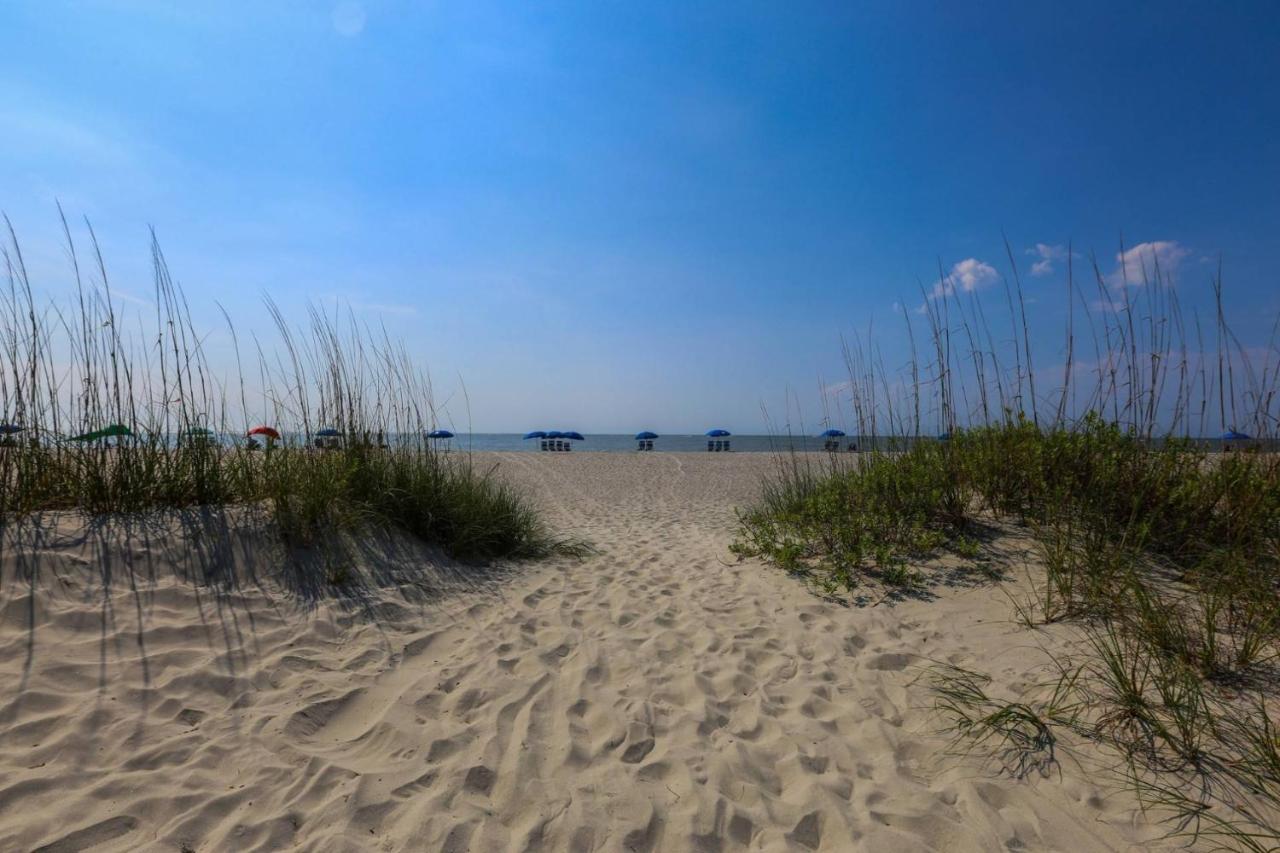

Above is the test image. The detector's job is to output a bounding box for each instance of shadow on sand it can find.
[0,505,517,698]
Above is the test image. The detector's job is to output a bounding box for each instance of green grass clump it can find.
[732,444,970,593]
[0,215,560,569]
[262,445,556,559]
[744,420,1280,845]
[920,661,1086,779]
[746,241,1280,848]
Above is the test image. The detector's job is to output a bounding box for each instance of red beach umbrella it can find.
[247,426,280,440]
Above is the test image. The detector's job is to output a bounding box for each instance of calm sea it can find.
[108,431,1267,453]
[432,433,1271,453]
[445,434,859,453]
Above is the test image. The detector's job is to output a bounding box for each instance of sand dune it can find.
[0,453,1168,851]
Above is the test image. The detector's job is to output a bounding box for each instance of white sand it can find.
[0,452,1168,851]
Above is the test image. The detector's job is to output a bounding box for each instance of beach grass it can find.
[0,216,560,565]
[737,246,1280,847]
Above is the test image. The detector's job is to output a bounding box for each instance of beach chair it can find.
[723,439,731,451]
[646,439,654,451]
[707,439,714,452]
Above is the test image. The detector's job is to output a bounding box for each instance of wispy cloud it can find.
[352,301,418,317]
[0,81,173,176]
[318,292,419,317]
[104,286,155,308]
[1027,243,1068,277]
[1109,240,1188,288]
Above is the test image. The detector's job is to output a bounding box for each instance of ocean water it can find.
[46,430,877,452]
[42,430,1265,453]
[441,433,864,453]
[434,433,1274,453]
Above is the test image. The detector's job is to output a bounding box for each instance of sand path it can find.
[0,453,1165,851]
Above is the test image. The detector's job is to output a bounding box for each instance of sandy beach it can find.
[0,452,1168,851]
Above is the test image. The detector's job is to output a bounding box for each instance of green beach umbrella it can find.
[68,424,133,442]
[182,427,217,447]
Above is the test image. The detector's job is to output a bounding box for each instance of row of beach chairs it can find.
[637,439,655,451]
[707,439,731,452]
[541,439,572,451]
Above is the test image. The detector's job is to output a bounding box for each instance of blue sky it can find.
[2,1,1277,433]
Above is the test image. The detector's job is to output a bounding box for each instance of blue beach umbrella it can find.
[705,428,731,437]
[545,431,565,439]
[1221,429,1251,441]
[316,428,341,437]
[937,432,952,441]
[635,431,658,440]
[0,424,24,435]
[523,430,547,440]
[563,431,585,441]
[819,428,846,437]
[427,429,454,439]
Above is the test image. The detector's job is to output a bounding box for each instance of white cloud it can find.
[1109,240,1189,287]
[332,2,367,37]
[929,257,998,300]
[1027,243,1068,277]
